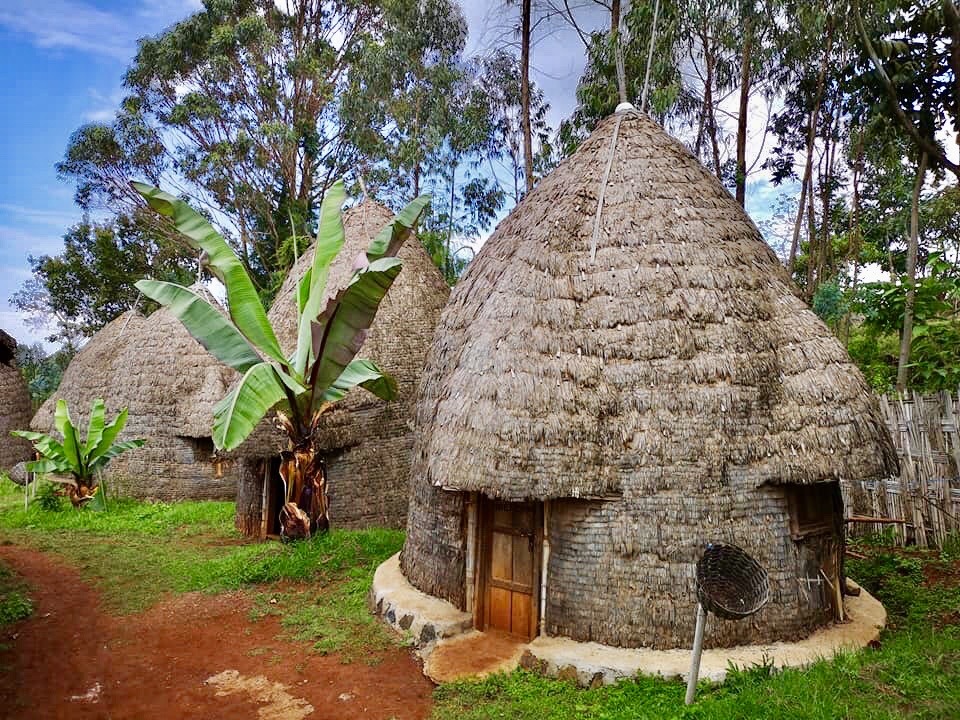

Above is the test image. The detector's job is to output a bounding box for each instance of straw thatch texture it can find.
[401,110,898,649]
[234,201,449,532]
[32,288,241,500]
[0,330,33,470]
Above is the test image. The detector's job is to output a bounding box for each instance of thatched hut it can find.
[0,330,33,471]
[399,107,898,650]
[32,287,241,500]
[234,201,449,537]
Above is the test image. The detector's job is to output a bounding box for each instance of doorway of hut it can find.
[263,457,285,539]
[473,497,543,640]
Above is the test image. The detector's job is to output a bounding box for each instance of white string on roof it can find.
[590,103,638,264]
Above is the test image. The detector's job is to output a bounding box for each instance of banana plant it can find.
[132,179,430,538]
[11,399,145,508]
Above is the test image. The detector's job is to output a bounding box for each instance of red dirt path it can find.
[0,545,434,720]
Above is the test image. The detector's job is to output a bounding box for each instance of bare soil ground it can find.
[0,545,434,720]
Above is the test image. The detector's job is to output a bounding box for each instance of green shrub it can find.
[35,482,64,512]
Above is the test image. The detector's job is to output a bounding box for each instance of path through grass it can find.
[0,482,402,658]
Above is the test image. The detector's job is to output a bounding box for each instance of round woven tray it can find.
[695,543,769,620]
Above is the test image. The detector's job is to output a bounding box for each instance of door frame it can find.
[472,496,543,640]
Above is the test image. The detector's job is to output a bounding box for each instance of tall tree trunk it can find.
[735,18,753,207]
[521,0,534,194]
[787,161,808,271]
[611,0,621,33]
[896,151,929,393]
[702,37,722,180]
[789,23,832,274]
[805,170,817,296]
[641,0,662,112]
[843,133,865,343]
[448,163,457,281]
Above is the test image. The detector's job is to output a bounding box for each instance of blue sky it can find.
[0,0,201,347]
[0,0,790,349]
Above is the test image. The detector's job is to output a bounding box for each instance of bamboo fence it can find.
[841,390,960,548]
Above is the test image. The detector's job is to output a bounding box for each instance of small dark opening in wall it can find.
[787,482,839,539]
[188,437,215,463]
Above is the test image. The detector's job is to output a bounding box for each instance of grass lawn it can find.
[1,480,958,718]
[431,539,960,720]
[0,480,402,658]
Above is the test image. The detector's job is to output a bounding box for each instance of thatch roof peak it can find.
[32,302,237,440]
[409,110,897,501]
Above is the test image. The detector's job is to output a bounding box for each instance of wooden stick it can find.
[685,604,707,705]
[845,516,907,524]
[845,549,867,559]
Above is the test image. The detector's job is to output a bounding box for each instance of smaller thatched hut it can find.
[31,287,241,500]
[0,329,33,471]
[233,201,449,537]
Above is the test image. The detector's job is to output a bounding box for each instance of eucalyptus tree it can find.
[133,180,430,537]
[57,0,460,293]
[479,49,554,203]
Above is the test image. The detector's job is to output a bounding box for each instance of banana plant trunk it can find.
[277,440,330,541]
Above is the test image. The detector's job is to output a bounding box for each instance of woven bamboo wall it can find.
[543,483,837,649]
[843,391,960,548]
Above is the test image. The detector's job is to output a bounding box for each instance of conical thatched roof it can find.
[32,287,241,500]
[408,110,897,502]
[241,200,450,455]
[0,329,33,470]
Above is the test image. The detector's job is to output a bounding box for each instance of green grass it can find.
[0,561,32,628]
[431,545,960,720]
[0,481,403,655]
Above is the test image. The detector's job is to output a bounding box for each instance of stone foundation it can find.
[372,553,887,686]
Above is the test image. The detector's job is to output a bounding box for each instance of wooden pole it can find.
[685,603,707,705]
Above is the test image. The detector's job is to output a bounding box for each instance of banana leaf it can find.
[213,363,304,451]
[320,359,397,404]
[309,257,402,398]
[135,280,263,372]
[88,439,145,473]
[87,407,131,468]
[83,399,107,460]
[294,181,346,377]
[365,194,431,261]
[54,400,82,473]
[131,182,286,365]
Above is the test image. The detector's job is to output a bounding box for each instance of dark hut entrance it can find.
[263,457,284,538]
[474,498,543,640]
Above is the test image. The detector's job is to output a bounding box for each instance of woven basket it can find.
[696,543,769,620]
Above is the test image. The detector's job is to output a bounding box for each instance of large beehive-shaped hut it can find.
[32,287,241,500]
[234,200,449,536]
[0,330,33,470]
[400,108,898,650]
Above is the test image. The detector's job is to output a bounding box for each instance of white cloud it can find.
[82,87,125,123]
[0,1,134,60]
[0,204,78,230]
[0,0,202,61]
[0,306,55,350]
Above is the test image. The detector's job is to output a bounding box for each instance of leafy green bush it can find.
[35,481,64,512]
[0,590,32,625]
[0,563,32,626]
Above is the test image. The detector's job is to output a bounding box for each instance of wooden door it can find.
[476,499,541,640]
